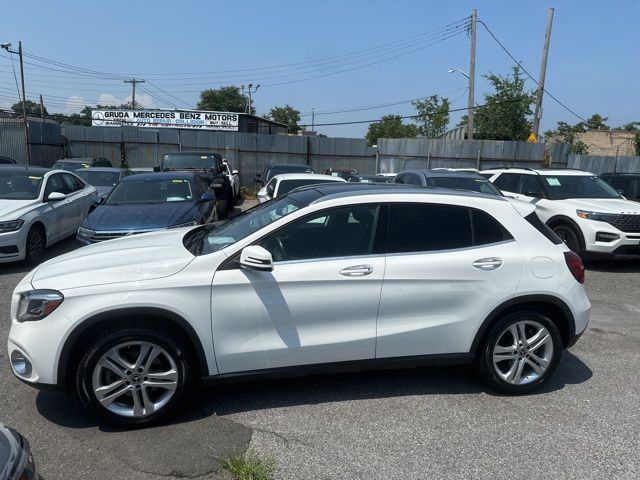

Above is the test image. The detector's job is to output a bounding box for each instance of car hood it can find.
[0,198,40,221]
[84,202,196,231]
[31,228,195,290]
[559,198,640,214]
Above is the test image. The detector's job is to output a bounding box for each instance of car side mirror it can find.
[232,169,239,175]
[47,192,67,202]
[199,192,215,202]
[93,195,106,206]
[239,245,273,272]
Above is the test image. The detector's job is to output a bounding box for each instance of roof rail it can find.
[483,166,539,173]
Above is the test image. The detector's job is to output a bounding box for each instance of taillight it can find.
[564,251,585,284]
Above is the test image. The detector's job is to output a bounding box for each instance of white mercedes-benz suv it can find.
[481,168,640,258]
[8,183,590,427]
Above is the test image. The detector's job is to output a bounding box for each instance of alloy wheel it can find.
[91,341,179,418]
[492,320,554,385]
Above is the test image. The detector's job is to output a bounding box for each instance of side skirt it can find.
[201,353,474,386]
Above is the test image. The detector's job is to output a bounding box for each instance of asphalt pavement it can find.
[0,210,638,479]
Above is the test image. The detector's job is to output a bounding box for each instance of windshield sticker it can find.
[172,179,186,183]
[28,176,42,180]
[200,156,208,159]
[546,177,561,186]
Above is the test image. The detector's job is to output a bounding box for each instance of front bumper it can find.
[580,219,640,255]
[0,228,27,263]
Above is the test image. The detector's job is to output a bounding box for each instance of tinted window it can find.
[542,175,621,199]
[493,173,520,192]
[0,172,44,200]
[162,153,221,171]
[524,212,562,245]
[388,203,472,253]
[277,179,342,196]
[266,179,277,197]
[44,174,65,198]
[61,173,84,193]
[75,170,120,187]
[472,209,513,245]
[105,178,193,204]
[260,205,379,261]
[602,176,632,195]
[518,175,544,197]
[265,165,314,182]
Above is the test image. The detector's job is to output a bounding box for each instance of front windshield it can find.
[0,172,44,200]
[185,189,322,255]
[163,153,217,169]
[430,177,502,196]
[75,170,120,187]
[542,175,621,199]
[105,178,193,205]
[265,165,314,182]
[277,179,339,196]
[54,161,90,171]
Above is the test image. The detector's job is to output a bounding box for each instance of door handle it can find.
[339,265,374,277]
[472,258,503,270]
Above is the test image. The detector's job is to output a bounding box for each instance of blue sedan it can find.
[77,172,218,245]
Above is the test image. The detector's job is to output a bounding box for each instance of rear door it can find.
[211,203,385,374]
[376,202,523,358]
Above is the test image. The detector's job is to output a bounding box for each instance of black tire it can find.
[476,311,563,395]
[552,223,583,257]
[75,326,194,428]
[228,188,236,208]
[217,198,229,220]
[24,225,45,265]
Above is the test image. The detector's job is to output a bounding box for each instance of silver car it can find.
[0,167,96,264]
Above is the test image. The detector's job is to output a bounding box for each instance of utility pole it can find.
[39,94,45,121]
[532,8,554,140]
[311,107,315,132]
[241,84,260,114]
[124,79,145,109]
[1,41,30,165]
[467,9,477,140]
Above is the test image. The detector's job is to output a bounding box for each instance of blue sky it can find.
[0,0,637,138]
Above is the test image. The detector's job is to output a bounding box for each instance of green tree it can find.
[11,100,47,117]
[619,121,640,132]
[267,105,302,134]
[584,113,609,130]
[412,95,450,138]
[365,115,418,146]
[473,66,535,141]
[196,86,252,113]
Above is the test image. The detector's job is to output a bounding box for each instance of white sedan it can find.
[8,182,589,427]
[258,173,346,203]
[0,166,96,264]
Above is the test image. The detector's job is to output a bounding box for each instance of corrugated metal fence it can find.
[377,138,572,173]
[567,154,640,174]
[63,126,377,187]
[0,117,64,166]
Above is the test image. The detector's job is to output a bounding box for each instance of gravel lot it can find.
[0,212,638,479]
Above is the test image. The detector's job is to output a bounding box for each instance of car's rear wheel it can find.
[477,311,563,394]
[553,224,583,257]
[76,327,193,428]
[25,225,45,265]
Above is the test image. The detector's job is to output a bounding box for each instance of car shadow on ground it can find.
[586,258,640,273]
[0,237,79,276]
[35,350,592,431]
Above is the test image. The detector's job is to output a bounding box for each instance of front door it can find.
[211,204,384,374]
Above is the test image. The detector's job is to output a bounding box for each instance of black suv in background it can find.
[600,173,640,202]
[52,157,113,171]
[159,152,234,218]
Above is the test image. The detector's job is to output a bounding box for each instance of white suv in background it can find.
[482,168,640,258]
[8,183,589,427]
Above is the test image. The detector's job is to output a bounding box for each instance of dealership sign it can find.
[91,109,240,131]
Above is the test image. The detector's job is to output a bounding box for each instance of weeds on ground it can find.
[218,449,276,480]
[240,186,258,200]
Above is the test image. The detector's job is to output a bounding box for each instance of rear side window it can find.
[472,209,513,245]
[524,212,562,245]
[493,173,520,192]
[388,204,472,253]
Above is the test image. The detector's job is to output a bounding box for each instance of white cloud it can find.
[97,93,155,109]
[65,95,87,114]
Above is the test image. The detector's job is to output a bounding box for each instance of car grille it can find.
[88,230,150,243]
[607,214,640,233]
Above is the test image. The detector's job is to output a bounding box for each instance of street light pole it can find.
[241,84,260,114]
[1,41,31,165]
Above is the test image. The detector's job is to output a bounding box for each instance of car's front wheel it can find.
[76,327,193,428]
[477,311,563,394]
[25,225,45,265]
[552,224,583,257]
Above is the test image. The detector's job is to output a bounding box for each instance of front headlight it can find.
[169,220,199,229]
[576,210,619,222]
[0,219,24,233]
[17,290,64,322]
[77,227,95,239]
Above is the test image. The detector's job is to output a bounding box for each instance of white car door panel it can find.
[211,256,384,373]
[376,241,523,358]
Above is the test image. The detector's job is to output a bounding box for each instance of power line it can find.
[477,18,588,123]
[299,97,531,127]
